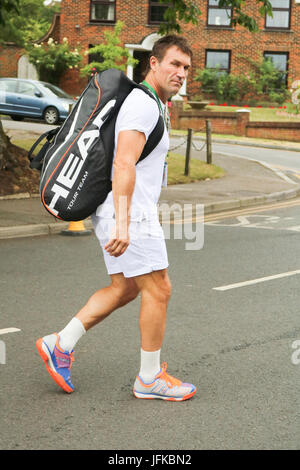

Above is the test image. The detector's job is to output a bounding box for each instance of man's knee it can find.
[111,278,139,305]
[145,273,172,304]
[160,276,172,302]
[123,286,140,304]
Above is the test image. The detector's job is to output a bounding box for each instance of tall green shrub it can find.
[80,21,138,77]
[247,56,290,104]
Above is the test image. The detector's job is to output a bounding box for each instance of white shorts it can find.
[92,214,169,278]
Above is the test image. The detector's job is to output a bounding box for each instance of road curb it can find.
[203,186,300,215]
[0,219,94,240]
[0,193,40,201]
[1,187,300,240]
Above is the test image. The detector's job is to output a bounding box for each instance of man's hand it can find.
[104,220,130,257]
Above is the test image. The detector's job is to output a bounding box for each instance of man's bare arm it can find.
[104,130,146,257]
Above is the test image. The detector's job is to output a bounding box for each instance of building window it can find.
[207,0,232,27]
[265,0,291,29]
[149,0,168,24]
[264,52,289,84]
[90,0,116,23]
[205,50,231,73]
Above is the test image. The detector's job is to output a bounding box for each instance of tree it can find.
[0,0,36,181]
[0,0,20,24]
[0,0,21,172]
[80,21,138,77]
[158,0,273,34]
[0,0,59,46]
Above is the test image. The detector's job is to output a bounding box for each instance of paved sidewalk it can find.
[1,152,300,240]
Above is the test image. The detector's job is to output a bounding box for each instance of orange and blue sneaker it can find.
[36,333,75,393]
[133,362,196,401]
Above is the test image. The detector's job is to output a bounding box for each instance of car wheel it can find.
[11,115,24,121]
[44,106,59,125]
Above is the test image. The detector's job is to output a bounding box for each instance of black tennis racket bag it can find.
[28,68,164,221]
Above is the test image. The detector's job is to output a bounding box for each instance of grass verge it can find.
[205,105,300,122]
[167,152,225,184]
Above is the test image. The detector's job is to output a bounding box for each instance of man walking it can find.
[36,35,196,401]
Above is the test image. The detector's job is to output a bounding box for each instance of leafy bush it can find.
[268,91,287,105]
[195,68,255,103]
[195,56,290,105]
[25,37,82,86]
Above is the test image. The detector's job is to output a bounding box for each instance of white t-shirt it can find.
[95,88,169,221]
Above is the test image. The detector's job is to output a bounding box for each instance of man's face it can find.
[151,45,191,97]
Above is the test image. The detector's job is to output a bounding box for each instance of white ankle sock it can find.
[139,348,161,383]
[58,317,86,352]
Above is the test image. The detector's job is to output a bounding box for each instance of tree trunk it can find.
[0,119,41,196]
[0,119,21,170]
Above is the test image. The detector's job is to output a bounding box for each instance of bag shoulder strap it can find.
[139,113,165,162]
[135,83,165,162]
[28,127,59,170]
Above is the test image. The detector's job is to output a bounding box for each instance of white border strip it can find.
[0,328,21,335]
[213,269,300,291]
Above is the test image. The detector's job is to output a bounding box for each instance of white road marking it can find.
[206,214,281,229]
[0,328,21,335]
[256,160,299,185]
[213,269,300,291]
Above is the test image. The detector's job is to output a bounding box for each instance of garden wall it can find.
[246,122,300,142]
[170,101,300,143]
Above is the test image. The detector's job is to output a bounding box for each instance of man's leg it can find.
[75,273,139,331]
[134,269,171,352]
[132,268,196,401]
[57,272,139,351]
[36,273,139,392]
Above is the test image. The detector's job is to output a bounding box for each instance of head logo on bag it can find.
[28,69,165,221]
[43,96,117,218]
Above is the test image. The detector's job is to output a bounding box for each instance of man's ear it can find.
[149,55,159,71]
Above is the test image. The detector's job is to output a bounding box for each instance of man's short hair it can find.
[144,35,192,76]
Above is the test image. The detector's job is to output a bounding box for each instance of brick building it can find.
[1,0,300,99]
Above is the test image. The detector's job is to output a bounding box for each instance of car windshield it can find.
[39,82,73,99]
